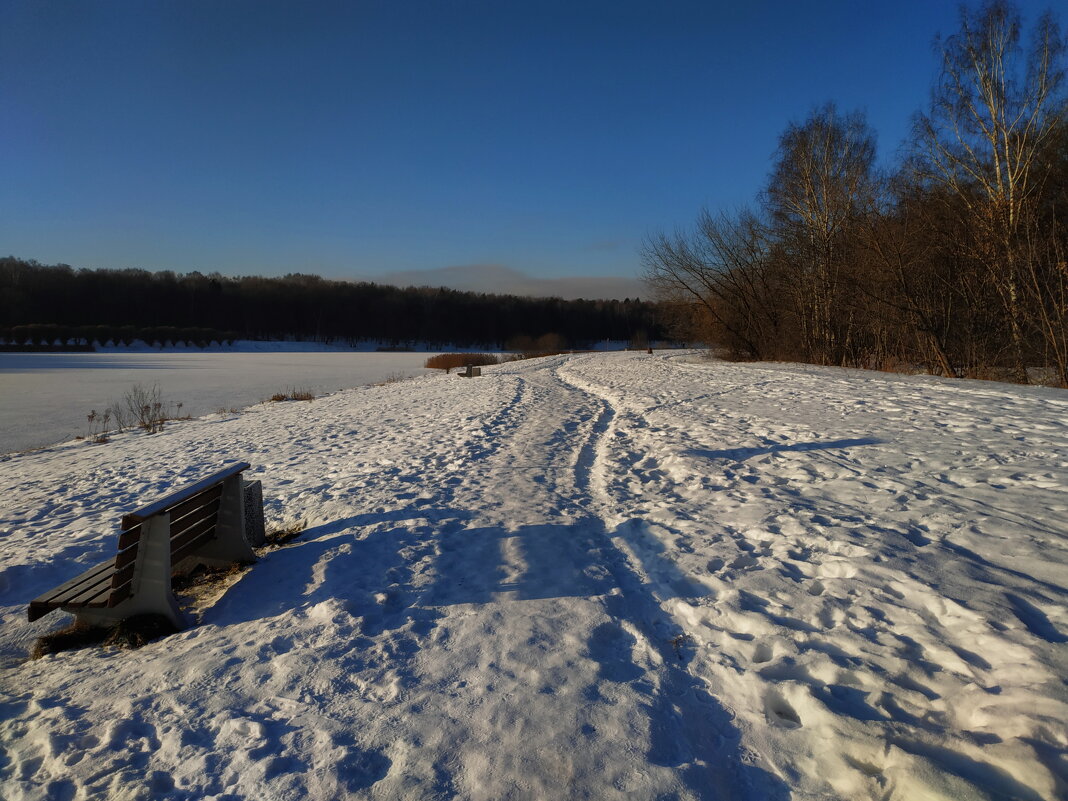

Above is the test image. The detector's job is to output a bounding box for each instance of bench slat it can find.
[108,579,133,606]
[117,484,224,545]
[30,559,114,606]
[167,485,223,528]
[109,561,136,593]
[113,540,140,571]
[117,523,142,551]
[169,517,218,564]
[116,484,223,550]
[112,495,222,572]
[33,564,116,615]
[170,497,222,539]
[64,570,121,608]
[121,463,249,526]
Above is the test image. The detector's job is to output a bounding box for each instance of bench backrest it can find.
[109,462,250,604]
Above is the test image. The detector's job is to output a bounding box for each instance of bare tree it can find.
[912,0,1066,381]
[859,194,958,377]
[641,208,782,359]
[763,103,878,365]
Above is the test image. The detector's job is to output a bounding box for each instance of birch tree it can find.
[763,103,878,365]
[913,0,1066,381]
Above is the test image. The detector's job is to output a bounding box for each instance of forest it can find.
[643,0,1068,386]
[0,258,660,350]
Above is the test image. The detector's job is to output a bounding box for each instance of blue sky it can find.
[0,1,1058,298]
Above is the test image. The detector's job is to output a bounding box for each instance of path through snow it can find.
[1,352,1065,800]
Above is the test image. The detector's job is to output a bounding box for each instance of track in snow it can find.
[2,351,1065,801]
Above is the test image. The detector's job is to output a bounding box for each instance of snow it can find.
[1,351,1066,800]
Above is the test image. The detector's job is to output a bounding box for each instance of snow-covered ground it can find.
[0,351,445,454]
[1,352,1065,800]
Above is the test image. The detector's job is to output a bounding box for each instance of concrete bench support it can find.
[77,513,188,629]
[181,474,256,566]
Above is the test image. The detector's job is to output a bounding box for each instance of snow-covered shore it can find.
[0,351,448,454]
[1,352,1066,800]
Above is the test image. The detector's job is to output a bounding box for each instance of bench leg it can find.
[72,514,188,630]
[188,475,258,565]
[178,474,257,568]
[243,479,266,548]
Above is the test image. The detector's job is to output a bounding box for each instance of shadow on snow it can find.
[684,437,883,463]
[206,510,792,800]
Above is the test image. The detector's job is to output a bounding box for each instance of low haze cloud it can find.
[364,264,646,301]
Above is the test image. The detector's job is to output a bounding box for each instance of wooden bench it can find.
[459,364,482,378]
[28,462,260,630]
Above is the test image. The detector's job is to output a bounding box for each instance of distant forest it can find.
[645,1,1068,386]
[0,257,662,350]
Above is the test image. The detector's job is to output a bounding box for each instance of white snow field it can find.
[1,351,1066,800]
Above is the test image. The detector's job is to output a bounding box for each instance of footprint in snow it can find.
[764,689,802,728]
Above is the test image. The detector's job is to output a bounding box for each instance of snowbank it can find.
[1,352,1065,800]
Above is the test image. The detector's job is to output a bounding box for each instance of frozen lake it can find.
[0,351,444,453]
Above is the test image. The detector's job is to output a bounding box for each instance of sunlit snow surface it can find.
[1,352,1066,800]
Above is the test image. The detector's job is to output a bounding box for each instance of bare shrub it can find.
[424,353,500,373]
[110,402,129,432]
[85,409,111,443]
[83,384,183,442]
[125,383,166,433]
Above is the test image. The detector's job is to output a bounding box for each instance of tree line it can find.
[0,258,661,349]
[643,0,1068,386]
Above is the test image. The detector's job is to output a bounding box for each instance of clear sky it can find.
[0,0,1058,298]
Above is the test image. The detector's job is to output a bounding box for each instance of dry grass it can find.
[31,620,109,659]
[424,353,500,372]
[171,561,249,592]
[101,614,180,649]
[670,632,695,662]
[31,613,180,658]
[171,562,253,616]
[265,520,307,547]
[268,387,315,402]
